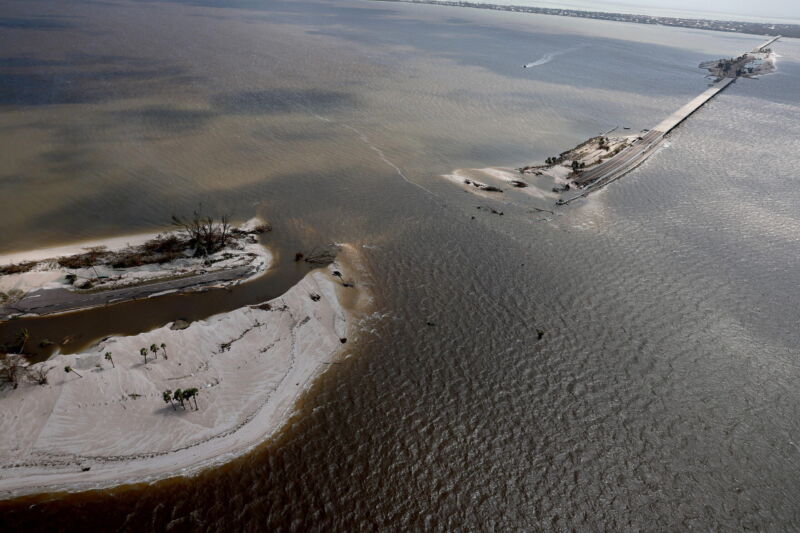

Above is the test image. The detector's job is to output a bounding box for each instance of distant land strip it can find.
[371,0,800,38]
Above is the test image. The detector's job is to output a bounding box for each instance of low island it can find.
[0,214,273,320]
[0,218,370,497]
[440,37,780,207]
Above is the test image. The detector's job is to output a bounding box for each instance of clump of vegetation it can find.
[163,389,176,410]
[183,388,199,410]
[57,247,111,269]
[1,354,25,389]
[142,341,167,362]
[1,212,267,303]
[166,387,200,410]
[143,234,184,254]
[233,222,271,235]
[173,389,187,409]
[28,365,51,385]
[110,234,188,269]
[0,261,38,275]
[41,210,259,277]
[171,208,232,257]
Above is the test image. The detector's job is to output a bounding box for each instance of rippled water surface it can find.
[1,0,799,530]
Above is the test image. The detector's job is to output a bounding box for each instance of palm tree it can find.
[183,388,199,410]
[64,365,82,378]
[149,344,159,361]
[104,352,114,368]
[160,343,168,359]
[17,328,30,354]
[163,389,176,410]
[140,347,148,364]
[173,388,186,410]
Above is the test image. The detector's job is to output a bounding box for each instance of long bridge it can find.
[561,36,779,203]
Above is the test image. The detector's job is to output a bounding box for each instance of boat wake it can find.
[523,45,584,69]
[524,53,556,68]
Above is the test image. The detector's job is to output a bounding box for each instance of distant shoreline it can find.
[372,0,800,39]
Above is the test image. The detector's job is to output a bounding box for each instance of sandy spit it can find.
[0,244,370,498]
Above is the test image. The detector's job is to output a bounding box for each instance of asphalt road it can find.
[571,129,665,188]
[753,35,781,53]
[566,71,739,197]
[0,266,252,320]
[558,36,781,200]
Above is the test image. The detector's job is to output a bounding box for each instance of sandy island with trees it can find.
[0,213,273,319]
[441,131,639,211]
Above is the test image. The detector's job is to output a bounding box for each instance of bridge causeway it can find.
[562,36,780,202]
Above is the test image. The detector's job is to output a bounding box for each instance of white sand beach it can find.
[0,244,369,498]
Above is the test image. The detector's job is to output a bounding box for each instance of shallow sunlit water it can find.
[1,0,799,530]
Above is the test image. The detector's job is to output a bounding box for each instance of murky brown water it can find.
[2,0,800,530]
[0,227,319,359]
